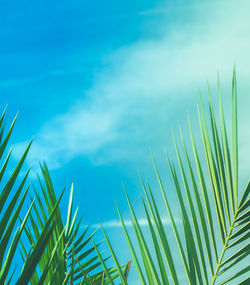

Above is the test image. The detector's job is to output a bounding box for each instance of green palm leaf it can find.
[0,108,55,284]
[112,68,249,284]
[20,163,113,284]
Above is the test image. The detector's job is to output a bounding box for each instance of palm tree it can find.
[102,68,249,284]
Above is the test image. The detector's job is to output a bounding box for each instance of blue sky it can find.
[1,0,250,283]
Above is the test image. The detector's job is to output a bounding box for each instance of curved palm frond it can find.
[113,68,249,284]
[20,163,119,284]
[0,108,56,284]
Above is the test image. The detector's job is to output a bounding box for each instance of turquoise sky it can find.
[1,0,250,283]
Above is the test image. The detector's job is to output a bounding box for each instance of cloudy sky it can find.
[1,0,250,283]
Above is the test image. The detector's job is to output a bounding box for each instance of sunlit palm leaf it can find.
[113,68,249,284]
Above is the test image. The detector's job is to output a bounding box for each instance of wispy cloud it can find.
[84,217,181,229]
[13,0,250,174]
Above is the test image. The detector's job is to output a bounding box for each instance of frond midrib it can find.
[211,204,242,285]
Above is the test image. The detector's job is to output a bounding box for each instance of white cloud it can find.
[84,216,181,229]
[13,0,250,174]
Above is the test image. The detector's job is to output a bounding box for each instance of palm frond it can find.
[0,108,56,284]
[20,163,111,284]
[113,69,249,284]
